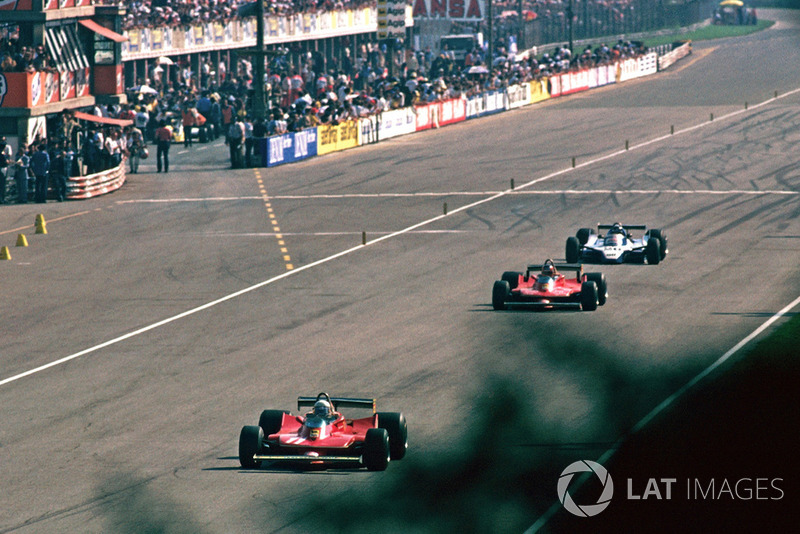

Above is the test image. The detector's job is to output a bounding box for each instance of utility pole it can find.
[252,0,266,121]
[487,0,493,68]
[567,0,574,59]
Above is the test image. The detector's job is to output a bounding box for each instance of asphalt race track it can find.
[1,10,799,534]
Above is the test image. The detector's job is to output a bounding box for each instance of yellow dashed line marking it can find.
[255,172,293,271]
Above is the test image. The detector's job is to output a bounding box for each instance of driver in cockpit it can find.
[308,399,338,424]
[535,262,560,290]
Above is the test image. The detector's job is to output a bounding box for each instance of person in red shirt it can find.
[182,106,197,147]
[154,120,172,173]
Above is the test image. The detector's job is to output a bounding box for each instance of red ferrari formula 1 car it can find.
[492,259,608,311]
[238,392,408,471]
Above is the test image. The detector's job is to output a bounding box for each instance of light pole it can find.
[567,0,574,59]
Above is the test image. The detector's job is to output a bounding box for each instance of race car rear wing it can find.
[297,395,376,413]
[527,263,583,273]
[598,224,647,231]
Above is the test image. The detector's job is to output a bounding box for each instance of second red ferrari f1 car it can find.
[238,392,408,471]
[492,259,608,311]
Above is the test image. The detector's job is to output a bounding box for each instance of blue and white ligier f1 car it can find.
[565,223,668,264]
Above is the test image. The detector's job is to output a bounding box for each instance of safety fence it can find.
[258,48,686,168]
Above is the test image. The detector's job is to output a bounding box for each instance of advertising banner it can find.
[549,75,561,97]
[440,97,466,125]
[377,0,406,39]
[483,90,504,115]
[505,83,531,110]
[530,79,549,103]
[412,0,484,21]
[266,128,318,167]
[318,120,360,155]
[361,111,416,144]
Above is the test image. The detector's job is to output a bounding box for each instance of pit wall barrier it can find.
[255,51,667,168]
[67,161,126,200]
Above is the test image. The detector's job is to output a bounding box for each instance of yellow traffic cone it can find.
[0,246,11,260]
[35,214,47,234]
[16,234,28,247]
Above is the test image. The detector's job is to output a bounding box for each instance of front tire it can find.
[646,237,661,265]
[647,229,668,260]
[501,271,521,290]
[585,273,607,305]
[258,410,287,436]
[577,228,592,245]
[363,428,390,471]
[566,236,581,263]
[492,280,510,311]
[239,425,264,469]
[377,412,408,460]
[580,281,599,311]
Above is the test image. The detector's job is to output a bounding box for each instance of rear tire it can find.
[492,280,510,311]
[501,271,521,290]
[646,237,661,265]
[585,273,607,305]
[377,412,408,460]
[566,236,581,263]
[363,428,390,471]
[577,228,592,245]
[580,281,598,311]
[239,425,263,469]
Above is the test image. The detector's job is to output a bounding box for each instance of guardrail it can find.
[67,161,126,199]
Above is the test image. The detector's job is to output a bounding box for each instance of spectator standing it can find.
[135,106,150,140]
[31,143,50,203]
[50,142,66,202]
[182,105,197,147]
[0,137,9,204]
[14,144,30,204]
[243,115,254,167]
[155,120,172,173]
[227,117,245,169]
[208,95,222,139]
[126,126,145,174]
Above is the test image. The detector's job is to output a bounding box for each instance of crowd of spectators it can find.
[73,34,645,171]
[0,39,56,73]
[0,0,654,193]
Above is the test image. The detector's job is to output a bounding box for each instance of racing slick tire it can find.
[239,425,264,469]
[566,236,581,264]
[363,428,391,471]
[492,280,510,311]
[577,228,593,245]
[580,281,599,311]
[646,237,661,265]
[585,273,608,306]
[646,229,668,260]
[258,410,288,436]
[377,412,408,460]
[501,271,522,290]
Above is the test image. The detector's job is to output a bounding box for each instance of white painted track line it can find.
[2,88,799,389]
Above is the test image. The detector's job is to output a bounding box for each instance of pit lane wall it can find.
[66,160,126,200]
[259,52,664,167]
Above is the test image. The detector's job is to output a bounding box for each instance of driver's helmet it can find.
[541,263,556,276]
[605,233,623,246]
[313,399,332,418]
[609,223,624,234]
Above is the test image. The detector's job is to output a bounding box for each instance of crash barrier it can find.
[256,51,675,168]
[67,160,126,200]
[658,41,692,71]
